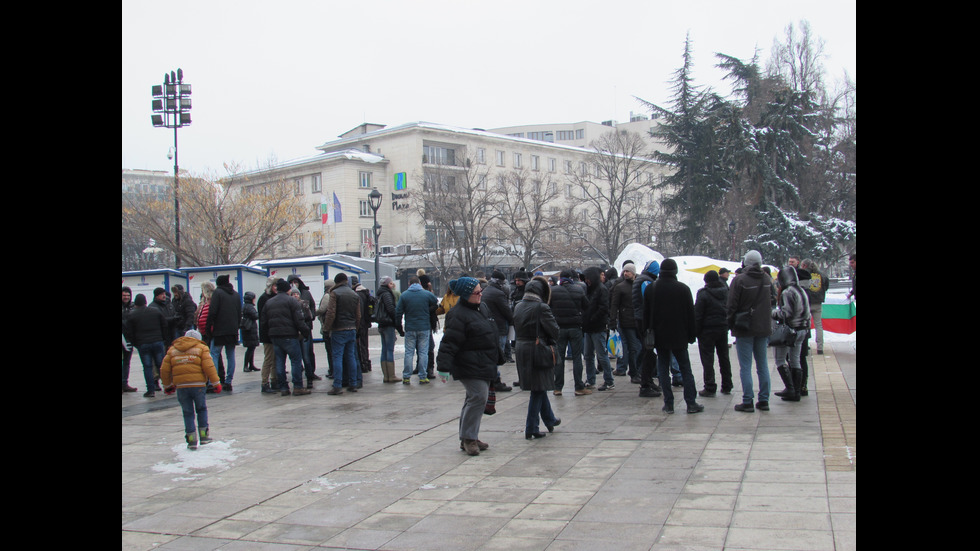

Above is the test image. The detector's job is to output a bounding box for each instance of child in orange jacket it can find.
[160,329,221,449]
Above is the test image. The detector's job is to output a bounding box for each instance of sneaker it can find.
[686,403,704,414]
[638,387,662,397]
[143,391,155,398]
[292,387,311,396]
[327,387,344,395]
[185,432,198,450]
[613,370,627,376]
[574,388,593,396]
[598,382,615,391]
[662,405,674,414]
[403,378,411,385]
[734,403,755,412]
[755,401,769,411]
[553,390,562,396]
[419,378,430,385]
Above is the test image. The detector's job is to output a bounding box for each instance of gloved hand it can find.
[164,385,176,395]
[213,383,222,393]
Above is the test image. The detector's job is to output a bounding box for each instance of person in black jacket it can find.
[240,291,260,372]
[549,270,590,396]
[694,270,732,396]
[171,284,197,337]
[483,271,514,378]
[437,277,502,456]
[582,267,613,391]
[205,275,242,392]
[126,293,169,398]
[645,258,703,414]
[261,279,312,396]
[256,276,280,393]
[375,276,403,382]
[122,287,137,393]
[514,276,561,440]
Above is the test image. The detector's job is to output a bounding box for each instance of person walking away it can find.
[772,265,812,402]
[323,273,362,394]
[727,250,775,412]
[126,293,169,398]
[205,275,242,392]
[289,289,315,388]
[314,281,335,379]
[800,258,829,355]
[694,270,733,396]
[160,329,221,449]
[396,276,438,385]
[240,291,260,372]
[260,279,312,396]
[645,258,704,414]
[436,277,502,455]
[513,276,561,439]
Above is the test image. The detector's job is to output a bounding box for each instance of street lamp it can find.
[368,188,383,292]
[151,68,192,268]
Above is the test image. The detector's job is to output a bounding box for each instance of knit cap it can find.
[452,277,480,301]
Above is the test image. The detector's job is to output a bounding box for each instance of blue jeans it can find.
[619,326,641,377]
[656,346,697,408]
[735,336,771,403]
[585,331,612,385]
[555,327,584,390]
[379,326,396,363]
[273,337,304,390]
[526,390,559,433]
[177,386,208,434]
[403,330,430,380]
[331,329,359,388]
[210,341,236,384]
[137,341,165,391]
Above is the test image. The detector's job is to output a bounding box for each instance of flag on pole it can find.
[332,192,343,224]
[320,195,329,224]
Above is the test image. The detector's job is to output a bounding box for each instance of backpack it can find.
[367,293,378,323]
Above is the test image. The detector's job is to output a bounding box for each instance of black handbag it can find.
[643,327,656,350]
[734,282,764,332]
[533,304,558,370]
[768,321,796,347]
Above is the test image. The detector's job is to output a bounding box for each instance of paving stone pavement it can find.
[122,332,855,550]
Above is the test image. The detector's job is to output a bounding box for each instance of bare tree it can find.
[409,157,500,273]
[122,164,308,266]
[493,167,566,270]
[566,130,660,264]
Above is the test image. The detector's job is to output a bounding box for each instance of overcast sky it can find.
[122,0,856,176]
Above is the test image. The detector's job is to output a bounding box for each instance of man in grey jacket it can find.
[726,250,774,412]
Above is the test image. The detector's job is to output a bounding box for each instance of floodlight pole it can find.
[151,68,192,269]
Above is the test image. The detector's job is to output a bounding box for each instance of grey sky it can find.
[122,0,856,175]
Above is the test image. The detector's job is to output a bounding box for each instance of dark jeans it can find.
[656,345,697,408]
[697,330,733,392]
[554,326,584,391]
[526,390,558,433]
[177,386,208,434]
[619,326,641,377]
[273,337,304,390]
[137,341,165,391]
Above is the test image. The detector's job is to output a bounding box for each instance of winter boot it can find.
[786,368,803,402]
[774,365,795,398]
[386,361,399,383]
[800,364,809,396]
[185,432,198,450]
[198,427,213,445]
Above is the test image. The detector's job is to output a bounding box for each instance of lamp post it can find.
[151,68,192,269]
[369,188,383,293]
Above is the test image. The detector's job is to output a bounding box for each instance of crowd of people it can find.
[123,251,852,454]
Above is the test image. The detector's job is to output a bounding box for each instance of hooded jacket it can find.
[513,276,558,391]
[483,277,514,335]
[772,267,812,330]
[396,283,438,332]
[726,252,774,338]
[160,335,220,389]
[644,259,696,349]
[695,277,729,335]
[582,267,609,333]
[206,278,242,338]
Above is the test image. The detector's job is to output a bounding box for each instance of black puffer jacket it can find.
[550,280,588,328]
[437,300,502,381]
[206,283,242,338]
[126,304,169,347]
[644,260,696,349]
[483,279,513,335]
[260,293,312,340]
[695,281,729,335]
[582,267,609,333]
[609,278,636,329]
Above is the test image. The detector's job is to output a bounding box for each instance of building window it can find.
[476,148,486,164]
[294,178,303,196]
[311,173,321,193]
[531,155,539,170]
[576,129,584,139]
[564,160,573,174]
[477,174,487,190]
[527,131,554,142]
[313,232,323,248]
[496,150,505,167]
[549,158,557,172]
[513,153,522,169]
[361,228,373,245]
[296,233,304,248]
[359,171,372,188]
[565,184,575,198]
[556,130,575,141]
[359,200,372,217]
[423,145,456,166]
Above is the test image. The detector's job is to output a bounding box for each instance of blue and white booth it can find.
[122,268,190,302]
[181,264,270,314]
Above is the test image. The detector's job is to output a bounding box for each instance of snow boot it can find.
[185,432,198,450]
[198,427,213,445]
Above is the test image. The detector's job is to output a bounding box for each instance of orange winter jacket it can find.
[160,336,220,389]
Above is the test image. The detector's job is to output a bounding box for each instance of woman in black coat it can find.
[436,277,503,456]
[514,276,561,439]
[240,292,260,372]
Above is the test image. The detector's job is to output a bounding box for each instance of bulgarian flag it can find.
[816,296,856,334]
[320,195,329,224]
